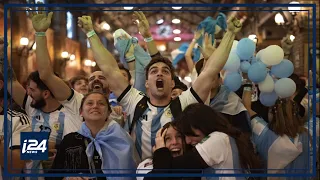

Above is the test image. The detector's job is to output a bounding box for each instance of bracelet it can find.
[35,32,46,37]
[126,55,135,62]
[244,87,252,91]
[86,30,96,38]
[144,37,153,42]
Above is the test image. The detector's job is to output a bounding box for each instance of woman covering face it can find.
[136,122,200,180]
[150,103,262,179]
[49,92,136,180]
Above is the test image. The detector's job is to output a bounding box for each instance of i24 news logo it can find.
[22,139,47,153]
[20,132,49,160]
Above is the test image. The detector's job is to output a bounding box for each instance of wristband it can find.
[35,32,46,37]
[144,37,153,42]
[244,87,252,91]
[126,55,135,62]
[86,30,96,38]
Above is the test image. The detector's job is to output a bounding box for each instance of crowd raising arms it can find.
[0,3,318,180]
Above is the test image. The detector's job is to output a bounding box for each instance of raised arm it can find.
[192,16,242,102]
[77,16,128,97]
[185,29,203,73]
[29,5,72,101]
[133,11,158,56]
[0,37,26,107]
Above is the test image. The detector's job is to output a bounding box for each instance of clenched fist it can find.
[227,16,242,33]
[77,16,94,34]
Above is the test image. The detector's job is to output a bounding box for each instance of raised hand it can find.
[198,33,216,60]
[28,2,53,32]
[77,16,94,34]
[153,127,167,152]
[227,15,242,33]
[133,11,151,38]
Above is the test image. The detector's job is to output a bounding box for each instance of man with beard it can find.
[27,5,134,130]
[77,11,242,161]
[0,37,77,178]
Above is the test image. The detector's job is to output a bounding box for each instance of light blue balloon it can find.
[223,50,241,72]
[259,91,278,107]
[240,61,251,73]
[271,59,294,78]
[274,78,296,98]
[224,72,242,91]
[248,62,267,83]
[237,38,256,60]
[251,56,258,64]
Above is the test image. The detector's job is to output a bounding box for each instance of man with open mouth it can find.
[77,11,242,162]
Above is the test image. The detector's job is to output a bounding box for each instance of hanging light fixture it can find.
[274,13,285,25]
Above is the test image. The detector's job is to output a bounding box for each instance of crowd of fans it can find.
[0,4,319,180]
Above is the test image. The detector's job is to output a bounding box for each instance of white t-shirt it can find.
[119,86,202,160]
[136,158,153,180]
[0,109,32,180]
[195,132,239,180]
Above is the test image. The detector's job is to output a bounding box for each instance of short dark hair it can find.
[118,63,132,82]
[145,56,175,80]
[27,71,54,97]
[69,75,88,89]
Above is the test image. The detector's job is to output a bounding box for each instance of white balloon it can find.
[231,40,239,50]
[260,45,284,66]
[258,74,274,93]
[274,78,296,98]
[224,50,241,72]
[256,49,264,61]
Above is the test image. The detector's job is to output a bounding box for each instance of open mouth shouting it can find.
[170,147,182,157]
[91,81,103,91]
[156,79,164,89]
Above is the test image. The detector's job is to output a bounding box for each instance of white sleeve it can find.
[59,89,84,115]
[10,116,31,148]
[136,158,153,180]
[118,86,144,124]
[178,87,203,110]
[195,132,229,167]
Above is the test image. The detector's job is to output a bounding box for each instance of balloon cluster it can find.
[223,38,296,107]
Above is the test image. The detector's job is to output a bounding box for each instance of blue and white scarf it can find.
[78,121,136,180]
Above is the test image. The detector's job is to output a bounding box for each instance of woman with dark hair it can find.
[242,84,310,177]
[152,103,262,179]
[47,92,136,180]
[137,121,200,180]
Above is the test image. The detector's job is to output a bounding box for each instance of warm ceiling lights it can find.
[123,7,133,10]
[156,19,164,25]
[173,29,181,34]
[172,19,181,24]
[174,37,181,41]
